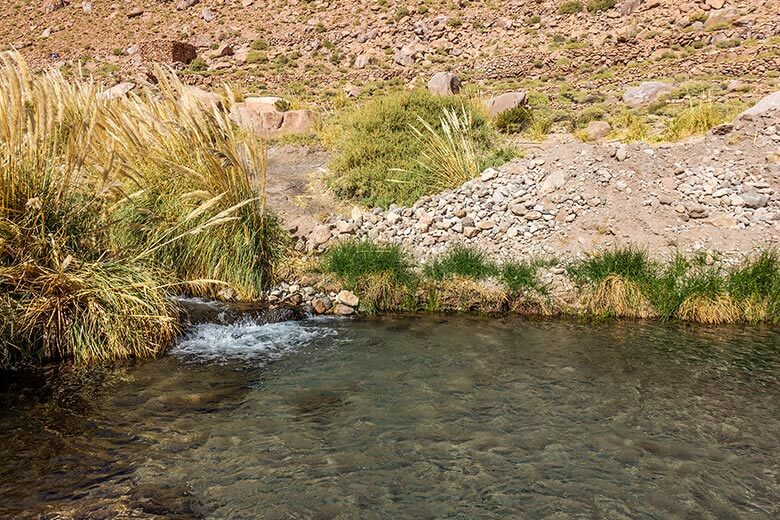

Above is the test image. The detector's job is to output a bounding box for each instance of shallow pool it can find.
[1,316,778,518]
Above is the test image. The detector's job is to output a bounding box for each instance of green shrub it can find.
[325,89,499,207]
[246,50,268,64]
[322,241,414,285]
[493,106,534,134]
[558,1,583,15]
[661,100,744,141]
[250,39,269,51]
[425,246,497,281]
[728,250,780,322]
[0,52,288,367]
[409,107,482,191]
[188,56,208,72]
[587,0,616,13]
[274,98,291,112]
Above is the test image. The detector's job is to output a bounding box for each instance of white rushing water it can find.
[173,317,338,363]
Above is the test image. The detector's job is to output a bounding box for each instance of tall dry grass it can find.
[0,52,285,367]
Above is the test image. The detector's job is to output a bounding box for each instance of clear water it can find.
[1,316,779,519]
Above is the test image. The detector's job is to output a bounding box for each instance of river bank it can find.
[259,244,780,326]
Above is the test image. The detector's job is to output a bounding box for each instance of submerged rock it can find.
[179,298,305,327]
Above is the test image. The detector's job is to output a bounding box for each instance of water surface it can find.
[1,316,778,518]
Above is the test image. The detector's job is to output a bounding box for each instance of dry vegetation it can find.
[0,53,286,368]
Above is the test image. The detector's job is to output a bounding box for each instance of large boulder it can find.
[737,91,780,119]
[483,91,527,117]
[186,86,223,109]
[622,81,673,107]
[427,72,461,96]
[229,97,317,137]
[393,44,416,67]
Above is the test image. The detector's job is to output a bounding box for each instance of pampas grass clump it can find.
[0,52,285,367]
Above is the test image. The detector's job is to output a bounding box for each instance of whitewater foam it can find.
[173,317,338,363]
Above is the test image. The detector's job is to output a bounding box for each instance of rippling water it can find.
[1,317,779,519]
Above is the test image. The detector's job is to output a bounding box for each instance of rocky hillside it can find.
[5,1,780,105]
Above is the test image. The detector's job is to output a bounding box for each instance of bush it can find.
[246,50,268,64]
[188,56,207,72]
[587,0,616,13]
[250,39,269,51]
[493,106,534,134]
[425,246,497,281]
[325,89,500,207]
[558,1,583,15]
[727,249,780,322]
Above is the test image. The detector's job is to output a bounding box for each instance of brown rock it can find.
[312,297,332,314]
[331,303,355,316]
[336,290,359,307]
[584,121,611,140]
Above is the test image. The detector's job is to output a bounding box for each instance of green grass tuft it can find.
[500,260,548,294]
[322,240,414,285]
[568,247,657,286]
[425,246,498,281]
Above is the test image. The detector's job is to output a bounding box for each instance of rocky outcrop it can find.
[229,97,317,138]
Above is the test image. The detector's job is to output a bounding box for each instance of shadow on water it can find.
[0,316,778,518]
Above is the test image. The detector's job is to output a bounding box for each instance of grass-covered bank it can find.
[0,53,286,368]
[316,241,780,324]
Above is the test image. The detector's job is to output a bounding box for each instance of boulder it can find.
[584,120,611,140]
[336,290,360,307]
[311,296,332,314]
[353,53,372,69]
[187,86,223,109]
[427,72,461,96]
[176,0,199,9]
[214,44,233,57]
[309,225,332,246]
[42,0,66,13]
[483,91,527,118]
[622,81,673,107]
[393,45,416,67]
[619,0,641,16]
[704,8,739,29]
[737,91,780,119]
[331,303,356,316]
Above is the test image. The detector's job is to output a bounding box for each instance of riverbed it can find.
[1,316,778,518]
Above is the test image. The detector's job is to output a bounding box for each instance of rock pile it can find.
[299,124,779,259]
[265,282,360,316]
